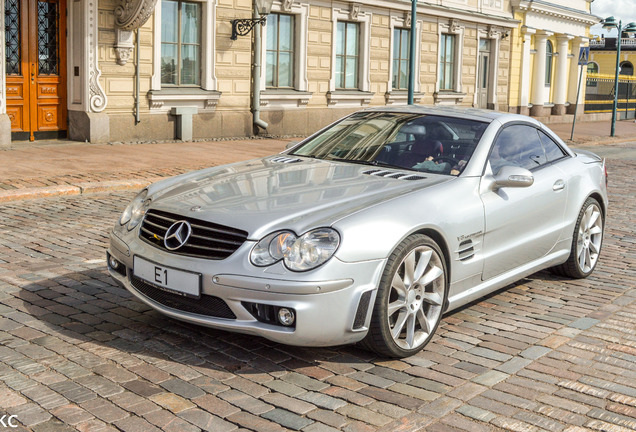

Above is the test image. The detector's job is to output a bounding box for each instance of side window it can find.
[488,125,547,173]
[537,130,567,163]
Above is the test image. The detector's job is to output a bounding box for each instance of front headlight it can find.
[119,189,150,231]
[250,228,340,271]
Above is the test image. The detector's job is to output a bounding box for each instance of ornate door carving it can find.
[5,0,67,141]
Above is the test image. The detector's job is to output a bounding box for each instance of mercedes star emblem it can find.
[164,221,192,250]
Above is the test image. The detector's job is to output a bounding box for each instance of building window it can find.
[161,0,201,86]
[266,13,294,88]
[620,61,634,76]
[336,22,359,89]
[545,40,553,87]
[439,34,456,91]
[587,62,598,87]
[392,28,410,90]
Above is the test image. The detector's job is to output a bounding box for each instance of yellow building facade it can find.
[508,0,598,117]
[588,37,636,76]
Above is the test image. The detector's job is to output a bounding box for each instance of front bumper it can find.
[107,229,386,347]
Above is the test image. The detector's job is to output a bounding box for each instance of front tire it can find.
[362,234,448,358]
[552,197,604,279]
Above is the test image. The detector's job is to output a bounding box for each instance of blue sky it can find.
[590,0,636,37]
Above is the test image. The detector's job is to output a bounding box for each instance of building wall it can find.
[589,50,636,76]
[90,0,517,142]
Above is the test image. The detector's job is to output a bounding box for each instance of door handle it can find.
[553,179,565,191]
[31,63,36,82]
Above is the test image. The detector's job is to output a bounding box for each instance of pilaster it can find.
[553,34,574,115]
[567,37,589,115]
[0,0,11,146]
[518,27,535,114]
[530,31,550,116]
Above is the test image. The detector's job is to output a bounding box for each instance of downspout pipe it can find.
[135,28,141,124]
[252,4,268,132]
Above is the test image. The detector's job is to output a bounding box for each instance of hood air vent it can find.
[362,169,426,181]
[270,156,302,164]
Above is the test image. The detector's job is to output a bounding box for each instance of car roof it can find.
[360,105,542,126]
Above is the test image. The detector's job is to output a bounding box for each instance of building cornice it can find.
[336,0,519,29]
[511,0,600,26]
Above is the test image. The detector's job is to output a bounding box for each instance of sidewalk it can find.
[1,118,635,203]
[0,138,290,202]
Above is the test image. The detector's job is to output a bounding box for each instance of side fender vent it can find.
[458,240,475,261]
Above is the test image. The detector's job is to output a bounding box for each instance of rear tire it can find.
[551,197,604,279]
[361,234,448,358]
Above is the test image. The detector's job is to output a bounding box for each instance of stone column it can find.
[0,0,12,146]
[518,27,536,115]
[552,34,573,115]
[567,37,588,115]
[67,0,110,143]
[530,31,549,116]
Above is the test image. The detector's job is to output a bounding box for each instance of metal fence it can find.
[585,73,636,119]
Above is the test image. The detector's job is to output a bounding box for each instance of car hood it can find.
[147,156,453,238]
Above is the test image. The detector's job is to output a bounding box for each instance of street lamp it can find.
[230,0,274,40]
[601,16,636,136]
[407,0,417,105]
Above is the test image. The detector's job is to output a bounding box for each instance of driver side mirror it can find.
[493,166,534,189]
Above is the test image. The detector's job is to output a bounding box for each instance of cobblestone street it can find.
[0,158,635,432]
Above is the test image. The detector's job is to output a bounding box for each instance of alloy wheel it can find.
[576,202,603,274]
[386,245,445,350]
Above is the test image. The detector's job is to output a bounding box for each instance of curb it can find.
[566,136,636,147]
[0,178,164,203]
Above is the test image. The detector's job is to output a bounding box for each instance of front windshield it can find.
[290,112,489,175]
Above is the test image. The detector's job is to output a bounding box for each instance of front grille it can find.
[140,209,248,260]
[130,275,236,319]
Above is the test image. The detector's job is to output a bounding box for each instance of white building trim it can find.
[434,19,465,105]
[474,26,502,110]
[149,0,220,112]
[327,3,373,106]
[385,12,423,105]
[259,1,312,109]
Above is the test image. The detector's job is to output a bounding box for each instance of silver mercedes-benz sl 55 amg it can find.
[107,106,607,358]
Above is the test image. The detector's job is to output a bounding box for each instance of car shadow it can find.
[12,264,583,381]
[15,268,380,380]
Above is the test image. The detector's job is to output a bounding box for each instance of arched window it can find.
[545,40,553,86]
[620,61,634,76]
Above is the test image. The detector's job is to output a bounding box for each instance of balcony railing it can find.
[590,38,636,48]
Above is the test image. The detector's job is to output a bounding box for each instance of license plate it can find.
[133,256,201,298]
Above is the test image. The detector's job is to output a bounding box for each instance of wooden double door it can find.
[5,0,67,141]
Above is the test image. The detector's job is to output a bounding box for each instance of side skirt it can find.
[446,249,570,312]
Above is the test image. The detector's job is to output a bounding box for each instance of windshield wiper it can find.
[326,157,415,171]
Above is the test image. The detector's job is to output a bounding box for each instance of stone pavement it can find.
[0,146,635,430]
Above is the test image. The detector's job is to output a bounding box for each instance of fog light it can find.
[278,308,295,326]
[108,256,119,269]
